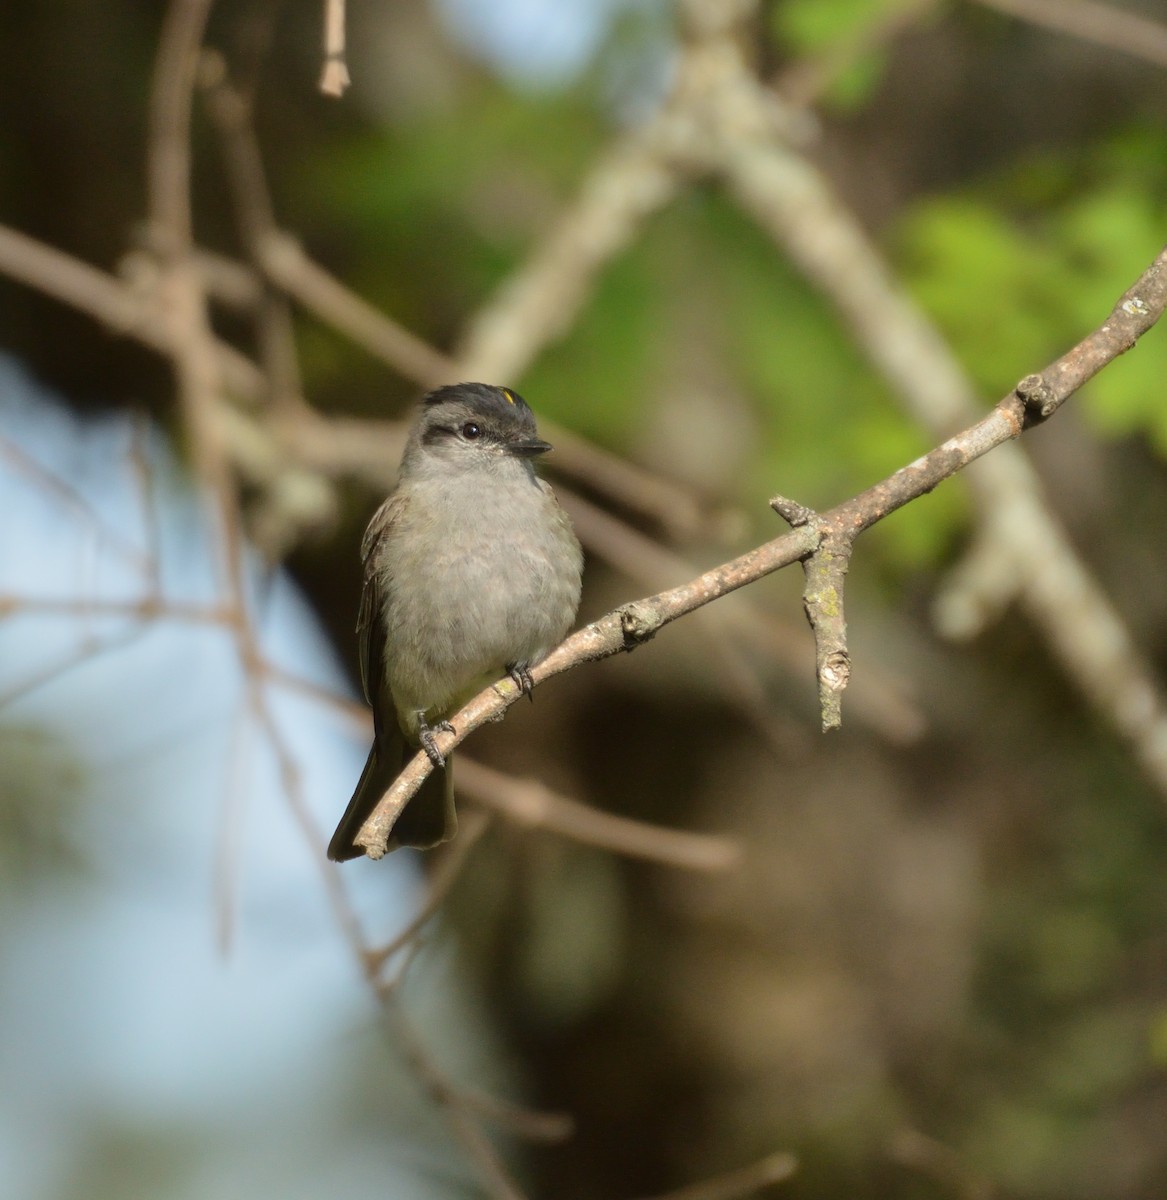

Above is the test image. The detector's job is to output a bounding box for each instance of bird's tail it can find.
[327,730,457,860]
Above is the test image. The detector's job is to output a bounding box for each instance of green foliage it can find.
[700,192,967,566]
[897,201,1081,394]
[896,128,1167,451]
[519,244,661,447]
[515,188,709,446]
[776,0,904,44]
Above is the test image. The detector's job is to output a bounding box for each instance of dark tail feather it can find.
[390,753,457,851]
[328,733,458,861]
[327,738,397,861]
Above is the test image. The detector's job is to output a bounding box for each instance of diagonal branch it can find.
[354,244,1167,856]
[670,19,1167,799]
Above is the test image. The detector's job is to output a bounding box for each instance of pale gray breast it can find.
[377,463,582,715]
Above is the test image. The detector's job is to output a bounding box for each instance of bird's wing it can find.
[356,492,402,719]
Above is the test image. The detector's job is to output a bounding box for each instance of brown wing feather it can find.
[356,494,402,726]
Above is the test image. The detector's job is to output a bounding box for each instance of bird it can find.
[327,382,583,860]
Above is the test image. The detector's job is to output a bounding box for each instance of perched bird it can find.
[328,383,583,860]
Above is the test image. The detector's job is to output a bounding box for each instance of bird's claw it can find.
[417,715,455,767]
[507,662,536,702]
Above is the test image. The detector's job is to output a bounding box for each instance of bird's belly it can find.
[379,482,579,724]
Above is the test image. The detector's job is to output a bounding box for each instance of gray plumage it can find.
[328,383,583,860]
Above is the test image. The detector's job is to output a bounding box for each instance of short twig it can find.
[768,494,816,528]
[455,1085,575,1144]
[318,0,350,97]
[801,530,852,731]
[365,809,492,974]
[772,496,853,730]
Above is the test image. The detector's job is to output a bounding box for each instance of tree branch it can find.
[668,11,1167,799]
[354,244,1167,855]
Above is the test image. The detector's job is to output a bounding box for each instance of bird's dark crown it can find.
[423,382,535,430]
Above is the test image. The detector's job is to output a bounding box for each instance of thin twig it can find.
[258,230,454,388]
[147,0,213,250]
[454,1084,575,1144]
[245,643,536,1196]
[457,758,742,873]
[200,53,306,418]
[0,434,152,574]
[318,0,350,97]
[0,222,269,402]
[379,996,533,1200]
[198,53,332,554]
[365,808,493,973]
[566,485,923,744]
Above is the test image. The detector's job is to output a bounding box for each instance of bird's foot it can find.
[507,661,536,702]
[417,714,455,768]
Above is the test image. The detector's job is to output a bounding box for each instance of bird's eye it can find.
[461,422,482,440]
